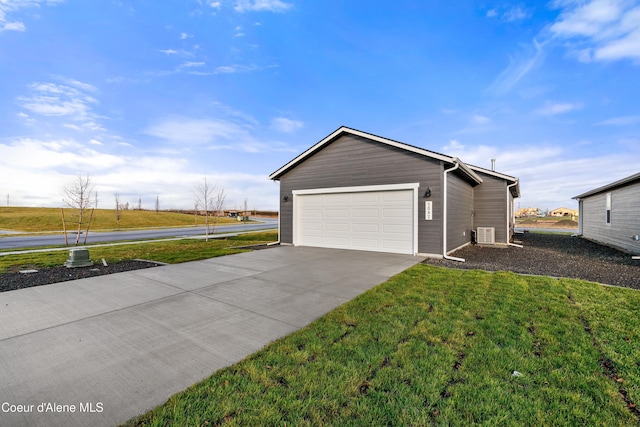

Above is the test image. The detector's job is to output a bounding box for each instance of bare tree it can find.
[155,195,160,213]
[63,174,96,245]
[115,193,122,231]
[210,188,226,234]
[193,178,225,242]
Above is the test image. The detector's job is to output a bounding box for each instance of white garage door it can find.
[295,188,415,254]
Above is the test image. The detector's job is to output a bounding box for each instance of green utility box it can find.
[64,248,94,268]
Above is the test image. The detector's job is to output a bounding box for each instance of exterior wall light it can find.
[283,196,289,202]
[424,187,431,198]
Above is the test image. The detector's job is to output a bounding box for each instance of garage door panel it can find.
[352,192,380,203]
[352,208,380,218]
[352,223,379,233]
[324,193,350,204]
[325,222,349,233]
[296,188,415,254]
[351,238,380,249]
[325,208,350,218]
[383,208,413,218]
[383,223,412,234]
[325,236,350,246]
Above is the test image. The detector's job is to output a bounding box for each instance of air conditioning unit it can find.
[476,227,495,245]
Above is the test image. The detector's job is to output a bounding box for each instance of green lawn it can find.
[123,266,640,426]
[0,206,241,232]
[0,231,278,272]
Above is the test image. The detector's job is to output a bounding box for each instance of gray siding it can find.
[473,172,509,243]
[581,181,640,254]
[278,134,444,255]
[447,173,474,252]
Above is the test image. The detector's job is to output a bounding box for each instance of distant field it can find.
[0,207,242,232]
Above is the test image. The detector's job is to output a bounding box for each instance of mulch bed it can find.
[0,260,164,293]
[423,232,640,289]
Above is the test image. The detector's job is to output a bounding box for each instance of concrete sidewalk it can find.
[0,246,422,427]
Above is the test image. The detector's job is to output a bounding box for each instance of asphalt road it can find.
[0,218,278,250]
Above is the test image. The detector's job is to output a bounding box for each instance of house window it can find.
[606,192,612,225]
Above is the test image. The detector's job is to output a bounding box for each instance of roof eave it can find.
[573,171,640,199]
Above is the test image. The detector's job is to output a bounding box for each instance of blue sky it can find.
[1,0,639,211]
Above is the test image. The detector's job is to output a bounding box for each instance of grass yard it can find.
[0,206,241,232]
[124,265,640,426]
[0,231,278,272]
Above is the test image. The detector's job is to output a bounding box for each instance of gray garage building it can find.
[269,127,520,257]
[574,172,640,255]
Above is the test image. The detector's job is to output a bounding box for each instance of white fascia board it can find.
[468,164,518,183]
[293,182,420,195]
[453,158,483,184]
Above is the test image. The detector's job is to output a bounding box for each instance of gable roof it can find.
[573,171,640,200]
[269,127,518,191]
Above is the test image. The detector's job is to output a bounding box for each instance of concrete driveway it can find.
[0,246,422,427]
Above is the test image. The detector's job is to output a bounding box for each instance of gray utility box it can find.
[64,248,94,268]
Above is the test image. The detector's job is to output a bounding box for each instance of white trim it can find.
[292,183,420,255]
[293,182,419,196]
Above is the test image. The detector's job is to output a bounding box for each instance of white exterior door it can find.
[294,185,417,254]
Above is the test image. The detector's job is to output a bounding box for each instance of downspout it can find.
[443,160,465,262]
[507,179,523,248]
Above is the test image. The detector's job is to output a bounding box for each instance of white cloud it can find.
[0,21,25,32]
[503,6,529,22]
[550,0,640,62]
[17,79,105,131]
[270,117,303,133]
[179,32,191,39]
[487,39,545,94]
[595,115,640,125]
[472,114,491,124]
[143,116,297,153]
[0,0,63,33]
[0,136,281,209]
[178,61,205,69]
[159,48,179,55]
[234,0,293,13]
[439,137,640,210]
[485,6,529,22]
[214,64,258,73]
[534,101,582,115]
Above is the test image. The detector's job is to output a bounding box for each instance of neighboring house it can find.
[573,172,640,255]
[269,126,520,258]
[550,207,578,217]
[516,207,540,217]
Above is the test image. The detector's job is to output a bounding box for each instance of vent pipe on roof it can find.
[491,158,496,171]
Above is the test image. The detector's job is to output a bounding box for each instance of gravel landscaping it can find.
[0,260,164,293]
[424,232,640,289]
